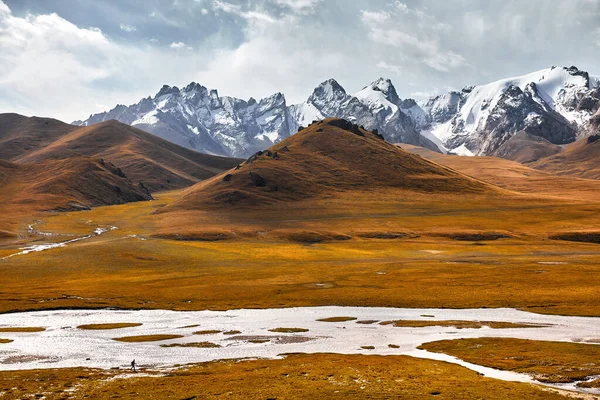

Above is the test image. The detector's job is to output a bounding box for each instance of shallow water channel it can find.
[0,307,599,394]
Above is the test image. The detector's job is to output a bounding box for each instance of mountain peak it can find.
[308,79,348,103]
[360,78,400,105]
[156,85,180,98]
[183,82,206,93]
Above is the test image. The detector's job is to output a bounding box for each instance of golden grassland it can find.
[1,189,600,317]
[317,317,358,322]
[193,330,222,335]
[420,338,600,384]
[1,156,600,398]
[112,334,184,343]
[378,320,545,329]
[0,354,572,399]
[268,327,309,333]
[0,327,45,333]
[160,342,221,348]
[579,379,600,388]
[76,323,142,330]
[0,339,13,344]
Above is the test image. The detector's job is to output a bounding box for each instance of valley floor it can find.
[1,189,600,398]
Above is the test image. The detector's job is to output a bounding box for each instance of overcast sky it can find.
[1,0,599,122]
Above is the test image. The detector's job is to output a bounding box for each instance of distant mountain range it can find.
[75,66,600,159]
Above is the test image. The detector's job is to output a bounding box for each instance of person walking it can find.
[130,359,136,372]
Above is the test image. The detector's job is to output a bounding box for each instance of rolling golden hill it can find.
[166,118,499,212]
[528,134,600,180]
[1,114,241,193]
[401,143,600,202]
[0,157,152,240]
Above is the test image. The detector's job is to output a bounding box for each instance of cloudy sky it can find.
[1,0,599,122]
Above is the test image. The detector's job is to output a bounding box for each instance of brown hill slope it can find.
[528,134,600,180]
[166,119,498,211]
[0,157,152,238]
[402,144,600,202]
[492,131,560,163]
[0,157,151,211]
[0,113,78,161]
[0,114,241,192]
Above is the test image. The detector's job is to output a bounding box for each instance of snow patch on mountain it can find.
[76,66,599,158]
[424,66,600,155]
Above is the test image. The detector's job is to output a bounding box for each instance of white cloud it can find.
[393,1,409,13]
[0,1,206,121]
[360,10,390,25]
[0,2,114,119]
[0,0,598,123]
[376,61,402,75]
[212,1,275,23]
[367,27,466,72]
[0,0,341,121]
[169,41,190,49]
[119,23,137,32]
[273,0,322,13]
[360,3,466,72]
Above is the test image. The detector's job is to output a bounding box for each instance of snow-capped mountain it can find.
[75,66,600,158]
[75,83,296,157]
[422,66,600,155]
[74,78,439,157]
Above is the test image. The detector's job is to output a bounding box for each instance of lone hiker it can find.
[131,359,136,372]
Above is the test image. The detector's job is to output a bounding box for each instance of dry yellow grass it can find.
[160,342,221,348]
[2,147,600,320]
[77,323,142,330]
[1,188,600,317]
[112,334,183,343]
[268,327,309,333]
[0,338,13,344]
[317,317,358,322]
[193,330,222,335]
[420,338,600,384]
[379,320,544,329]
[0,327,45,333]
[402,143,600,202]
[579,379,600,388]
[0,354,571,399]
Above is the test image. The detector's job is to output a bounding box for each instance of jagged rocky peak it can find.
[260,92,286,108]
[75,66,599,159]
[426,66,600,156]
[156,85,180,98]
[564,65,590,84]
[365,77,401,104]
[183,82,208,95]
[399,99,418,109]
[308,78,348,103]
[424,91,464,124]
